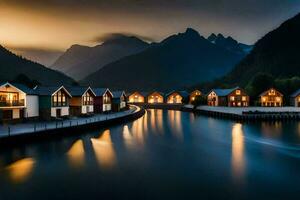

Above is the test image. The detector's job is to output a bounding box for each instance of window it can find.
[83,92,94,105]
[52,90,68,107]
[235,90,241,95]
[0,92,21,106]
[230,96,235,101]
[276,97,281,102]
[269,89,276,96]
[242,96,247,101]
[103,93,111,104]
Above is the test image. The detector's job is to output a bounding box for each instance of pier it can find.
[188,105,300,121]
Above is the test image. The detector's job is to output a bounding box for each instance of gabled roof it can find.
[166,90,189,98]
[112,91,126,98]
[66,86,96,97]
[259,88,283,97]
[129,91,148,97]
[291,89,300,98]
[209,87,240,97]
[92,88,111,97]
[35,85,72,97]
[0,82,37,95]
[147,91,164,97]
[190,89,202,94]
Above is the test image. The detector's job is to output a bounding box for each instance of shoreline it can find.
[130,103,300,121]
[0,105,145,147]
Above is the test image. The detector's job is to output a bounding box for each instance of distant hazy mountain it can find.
[81,28,247,91]
[10,48,63,67]
[223,12,300,87]
[0,45,75,86]
[207,33,253,54]
[51,36,149,80]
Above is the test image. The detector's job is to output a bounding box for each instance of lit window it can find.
[242,96,246,101]
[230,96,235,101]
[276,97,281,102]
[262,97,266,102]
[236,90,241,95]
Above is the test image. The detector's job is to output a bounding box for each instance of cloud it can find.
[91,32,155,43]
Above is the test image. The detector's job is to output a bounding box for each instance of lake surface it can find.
[1,109,300,199]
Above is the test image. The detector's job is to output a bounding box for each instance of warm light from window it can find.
[230,96,235,101]
[236,90,241,95]
[242,96,246,101]
[276,97,281,102]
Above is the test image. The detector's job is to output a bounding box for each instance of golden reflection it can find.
[168,110,183,140]
[156,109,163,132]
[143,110,148,133]
[6,158,35,183]
[132,114,148,145]
[150,109,157,132]
[123,125,134,147]
[91,130,116,169]
[67,140,85,168]
[231,123,245,180]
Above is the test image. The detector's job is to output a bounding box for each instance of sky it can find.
[0,0,300,65]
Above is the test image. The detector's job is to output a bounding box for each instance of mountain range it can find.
[51,36,149,80]
[0,45,75,86]
[79,28,249,91]
[222,12,300,87]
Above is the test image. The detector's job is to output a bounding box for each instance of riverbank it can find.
[0,105,145,146]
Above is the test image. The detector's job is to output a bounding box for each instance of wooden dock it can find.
[184,105,300,121]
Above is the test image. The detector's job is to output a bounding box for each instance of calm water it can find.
[1,109,300,199]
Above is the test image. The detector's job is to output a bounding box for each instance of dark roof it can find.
[209,87,240,96]
[112,91,126,98]
[35,86,72,97]
[166,90,189,98]
[291,89,300,98]
[93,88,109,96]
[66,86,95,97]
[0,82,37,95]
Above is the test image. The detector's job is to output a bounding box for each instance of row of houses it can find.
[128,90,201,104]
[0,82,127,122]
[128,87,300,107]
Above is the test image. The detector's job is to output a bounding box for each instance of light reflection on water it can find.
[5,158,35,183]
[91,130,116,169]
[67,140,85,168]
[1,110,300,199]
[231,123,245,182]
[168,110,183,140]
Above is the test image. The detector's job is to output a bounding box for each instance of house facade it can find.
[290,89,300,107]
[68,87,96,116]
[166,91,189,104]
[207,87,249,107]
[0,82,39,122]
[259,88,283,107]
[93,88,113,113]
[147,92,164,104]
[128,92,145,103]
[112,91,127,112]
[36,86,72,120]
[189,90,202,103]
